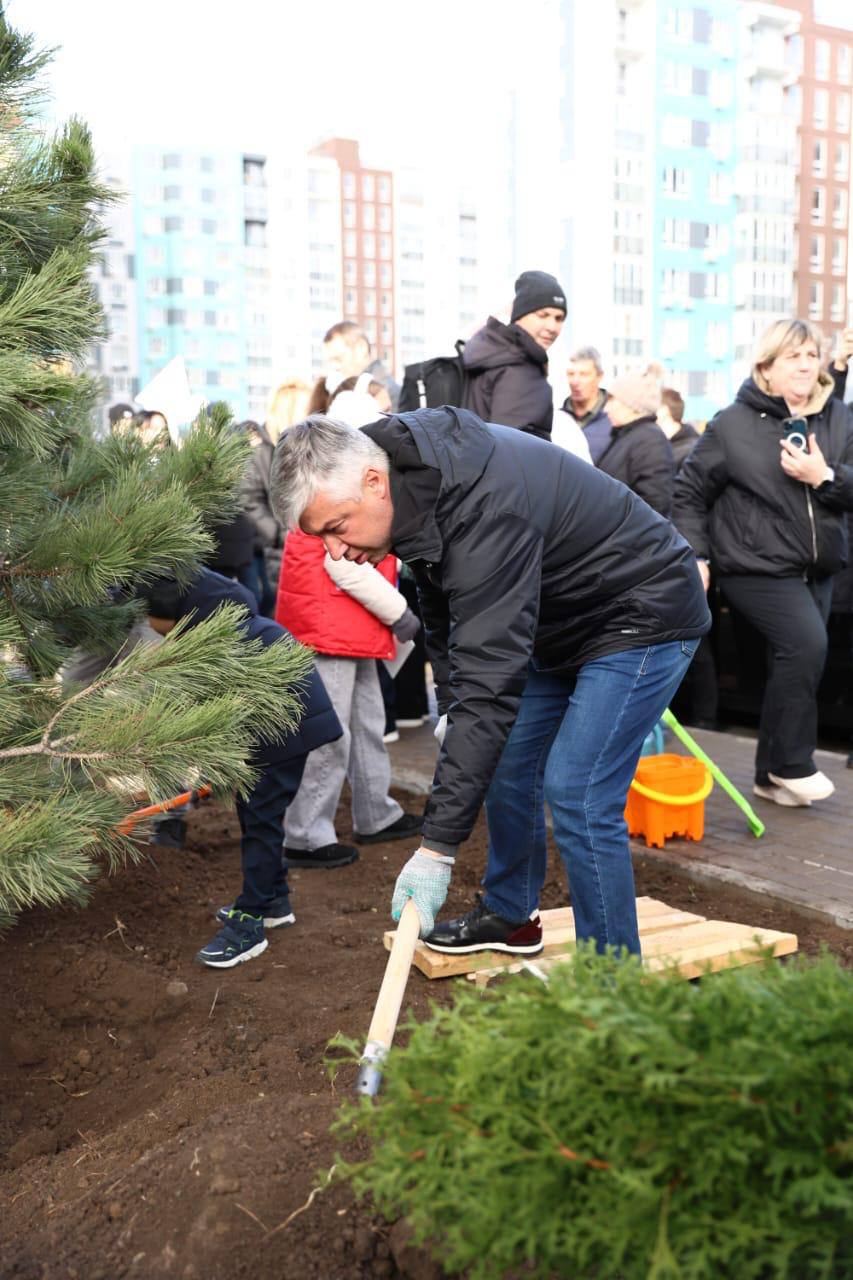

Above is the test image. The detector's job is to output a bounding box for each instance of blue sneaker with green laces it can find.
[195,910,267,968]
[215,895,295,930]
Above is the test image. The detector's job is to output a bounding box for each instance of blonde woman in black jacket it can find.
[673,318,853,807]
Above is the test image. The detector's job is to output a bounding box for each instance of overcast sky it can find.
[16,0,521,168]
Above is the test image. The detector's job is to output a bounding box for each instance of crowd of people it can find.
[99,275,853,968]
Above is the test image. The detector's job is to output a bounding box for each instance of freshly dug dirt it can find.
[1,787,851,1280]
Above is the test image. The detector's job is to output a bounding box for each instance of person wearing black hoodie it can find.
[136,570,342,968]
[462,271,566,439]
[673,318,853,808]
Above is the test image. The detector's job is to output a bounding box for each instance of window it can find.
[707,171,731,203]
[833,190,848,228]
[345,288,358,311]
[162,153,182,170]
[344,259,357,284]
[380,262,392,286]
[343,171,356,198]
[815,38,830,81]
[379,235,392,259]
[810,234,825,269]
[663,60,691,95]
[164,216,183,232]
[201,218,217,235]
[664,7,691,41]
[166,307,185,325]
[811,187,826,225]
[692,67,709,96]
[814,88,829,129]
[146,245,166,266]
[362,174,375,201]
[709,70,732,109]
[809,281,823,319]
[362,204,375,230]
[344,231,357,256]
[200,156,215,174]
[662,217,687,249]
[164,184,181,200]
[361,232,375,257]
[363,261,376,286]
[839,45,852,85]
[381,291,392,316]
[662,166,689,197]
[201,188,216,204]
[244,220,267,248]
[364,291,376,316]
[343,201,357,228]
[836,93,851,133]
[662,114,690,147]
[243,157,265,187]
[831,284,845,322]
[705,273,729,303]
[835,141,849,181]
[833,236,846,274]
[688,371,708,397]
[147,276,166,295]
[378,176,391,203]
[661,318,689,355]
[813,139,827,177]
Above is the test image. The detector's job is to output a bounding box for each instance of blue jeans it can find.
[483,640,699,955]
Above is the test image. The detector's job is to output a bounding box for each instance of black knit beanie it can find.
[510,270,567,323]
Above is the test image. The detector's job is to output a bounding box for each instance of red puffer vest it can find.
[275,529,398,659]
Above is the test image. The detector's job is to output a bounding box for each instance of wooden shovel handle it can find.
[356,898,421,1097]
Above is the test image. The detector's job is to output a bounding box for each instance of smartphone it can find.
[781,416,809,452]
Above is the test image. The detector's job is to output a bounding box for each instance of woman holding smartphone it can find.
[673,318,853,807]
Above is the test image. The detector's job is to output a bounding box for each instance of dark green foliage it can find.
[333,948,853,1279]
[0,15,312,925]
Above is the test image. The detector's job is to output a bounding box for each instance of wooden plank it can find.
[383,899,708,981]
[468,921,798,987]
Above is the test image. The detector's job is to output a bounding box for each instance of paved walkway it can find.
[387,722,853,930]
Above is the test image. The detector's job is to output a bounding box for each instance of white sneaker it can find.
[753,784,811,808]
[767,771,835,802]
[382,729,400,744]
[396,717,426,729]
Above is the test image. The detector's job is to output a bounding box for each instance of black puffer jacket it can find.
[462,317,553,439]
[596,416,675,516]
[362,408,710,852]
[672,377,853,579]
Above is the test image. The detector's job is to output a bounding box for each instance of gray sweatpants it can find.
[284,654,402,849]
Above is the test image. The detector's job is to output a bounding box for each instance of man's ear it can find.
[364,467,388,497]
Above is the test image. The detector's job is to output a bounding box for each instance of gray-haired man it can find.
[563,346,611,462]
[271,408,710,958]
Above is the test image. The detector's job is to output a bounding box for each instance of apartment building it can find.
[778,0,853,340]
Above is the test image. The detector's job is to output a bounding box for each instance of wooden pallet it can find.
[382,896,797,985]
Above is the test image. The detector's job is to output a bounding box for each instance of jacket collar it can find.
[363,408,496,564]
[736,374,834,420]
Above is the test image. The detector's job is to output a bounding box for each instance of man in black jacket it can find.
[597,373,675,517]
[272,408,710,958]
[462,271,566,439]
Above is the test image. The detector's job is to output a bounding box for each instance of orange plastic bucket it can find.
[625,753,712,849]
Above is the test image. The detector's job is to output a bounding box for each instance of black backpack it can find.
[398,340,467,412]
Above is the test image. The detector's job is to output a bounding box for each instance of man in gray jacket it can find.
[271,408,710,958]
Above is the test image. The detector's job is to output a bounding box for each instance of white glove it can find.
[434,714,447,746]
[391,849,453,937]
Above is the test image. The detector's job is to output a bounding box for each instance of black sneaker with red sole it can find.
[425,897,543,955]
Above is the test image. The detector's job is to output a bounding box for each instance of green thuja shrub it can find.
[333,947,853,1279]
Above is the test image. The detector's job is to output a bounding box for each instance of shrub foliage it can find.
[334,948,853,1279]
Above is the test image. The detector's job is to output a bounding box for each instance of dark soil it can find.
[1,787,851,1280]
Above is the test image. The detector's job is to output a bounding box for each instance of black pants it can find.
[719,574,832,783]
[233,755,306,915]
[394,576,429,720]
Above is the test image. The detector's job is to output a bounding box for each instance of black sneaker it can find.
[216,896,295,929]
[425,898,544,956]
[195,910,267,968]
[149,816,187,849]
[353,812,422,845]
[283,843,359,869]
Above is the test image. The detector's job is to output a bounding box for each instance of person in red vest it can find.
[275,399,422,868]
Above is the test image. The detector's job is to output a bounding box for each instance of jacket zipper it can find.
[805,486,818,565]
